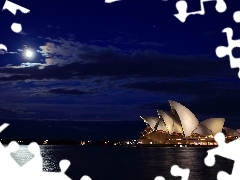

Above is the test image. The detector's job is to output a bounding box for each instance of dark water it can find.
[12,146,233,180]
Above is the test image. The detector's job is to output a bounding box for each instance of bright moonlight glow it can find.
[23,49,36,60]
[25,49,33,58]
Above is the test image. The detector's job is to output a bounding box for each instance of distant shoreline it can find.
[123,144,217,148]
[0,138,218,147]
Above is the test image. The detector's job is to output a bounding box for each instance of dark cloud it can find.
[48,88,95,95]
[0,51,233,82]
[0,107,15,114]
[120,80,214,94]
[21,86,97,97]
[0,106,36,116]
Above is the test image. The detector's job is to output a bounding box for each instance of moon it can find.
[24,49,35,59]
[26,49,33,58]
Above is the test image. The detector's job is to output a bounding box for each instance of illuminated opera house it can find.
[138,100,240,146]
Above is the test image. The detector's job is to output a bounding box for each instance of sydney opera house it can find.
[138,100,240,146]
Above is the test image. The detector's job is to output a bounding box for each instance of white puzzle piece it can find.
[0,123,92,180]
[174,0,227,22]
[205,132,240,180]
[154,164,190,180]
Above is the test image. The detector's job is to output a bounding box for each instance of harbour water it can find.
[12,145,233,180]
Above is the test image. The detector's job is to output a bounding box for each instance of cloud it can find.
[0,46,233,82]
[18,31,28,36]
[47,25,60,29]
[0,36,220,82]
[0,106,36,115]
[38,38,122,66]
[91,36,165,48]
[138,41,165,47]
[120,80,213,94]
[21,86,96,97]
[0,50,6,54]
[0,107,15,114]
[48,88,95,95]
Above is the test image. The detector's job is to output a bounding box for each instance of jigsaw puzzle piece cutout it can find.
[2,0,30,15]
[20,143,74,180]
[215,27,240,78]
[174,0,227,22]
[25,142,43,171]
[217,170,238,180]
[105,0,121,3]
[0,141,22,179]
[0,123,9,132]
[154,176,165,180]
[154,164,190,180]
[233,11,240,23]
[0,44,7,52]
[0,123,92,180]
[80,175,92,180]
[171,165,190,180]
[205,132,240,164]
[20,142,43,180]
[40,160,72,180]
[2,0,30,33]
[41,159,79,180]
[205,132,240,179]
[0,124,19,169]
[59,159,71,174]
[215,0,227,13]
[174,1,188,22]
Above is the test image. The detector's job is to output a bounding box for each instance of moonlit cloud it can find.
[0,50,6,54]
[38,37,123,66]
[39,40,84,65]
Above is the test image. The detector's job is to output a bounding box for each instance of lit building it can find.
[138,100,238,146]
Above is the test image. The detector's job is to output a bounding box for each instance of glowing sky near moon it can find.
[25,49,34,58]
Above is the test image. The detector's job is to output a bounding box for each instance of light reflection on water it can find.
[10,145,60,172]
[10,146,234,180]
[40,145,60,172]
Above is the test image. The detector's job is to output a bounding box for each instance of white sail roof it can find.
[157,110,173,134]
[165,112,183,134]
[193,124,212,135]
[223,127,240,136]
[140,116,158,131]
[157,110,183,134]
[168,100,199,137]
[156,117,168,132]
[140,100,227,138]
[200,118,225,135]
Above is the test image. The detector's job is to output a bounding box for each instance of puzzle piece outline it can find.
[2,0,30,33]
[105,0,121,3]
[174,0,227,22]
[154,164,190,180]
[205,132,240,180]
[0,123,92,180]
[215,11,240,78]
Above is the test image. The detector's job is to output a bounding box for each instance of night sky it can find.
[0,0,240,140]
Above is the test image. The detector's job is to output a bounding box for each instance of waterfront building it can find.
[138,100,238,146]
